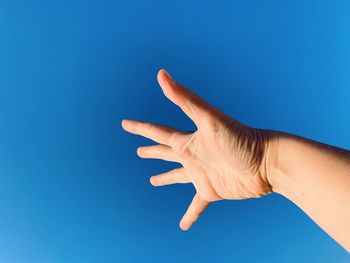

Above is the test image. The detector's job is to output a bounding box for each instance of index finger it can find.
[121,119,179,146]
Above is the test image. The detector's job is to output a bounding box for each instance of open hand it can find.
[121,69,272,230]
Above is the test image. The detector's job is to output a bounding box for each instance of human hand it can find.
[121,69,273,231]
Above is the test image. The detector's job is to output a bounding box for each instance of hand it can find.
[121,69,273,231]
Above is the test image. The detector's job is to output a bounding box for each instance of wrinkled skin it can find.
[122,69,272,230]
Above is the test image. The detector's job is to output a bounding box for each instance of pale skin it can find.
[121,69,350,252]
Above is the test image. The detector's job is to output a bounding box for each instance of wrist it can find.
[260,130,287,196]
[264,132,300,199]
[252,128,282,195]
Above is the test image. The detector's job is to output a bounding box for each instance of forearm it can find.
[266,132,350,251]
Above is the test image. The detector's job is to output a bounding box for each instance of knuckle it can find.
[168,131,183,147]
[198,189,219,202]
[177,147,192,160]
[184,86,196,99]
[174,134,195,159]
[192,210,202,219]
[143,122,153,132]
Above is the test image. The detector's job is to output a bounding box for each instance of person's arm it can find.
[268,133,350,252]
[121,69,350,252]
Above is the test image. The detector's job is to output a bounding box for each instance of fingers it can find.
[150,167,190,186]
[121,119,179,146]
[157,69,217,128]
[179,194,210,231]
[137,144,179,163]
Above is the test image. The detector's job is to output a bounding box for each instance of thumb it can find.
[157,69,216,128]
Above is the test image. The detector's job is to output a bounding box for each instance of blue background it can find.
[0,0,349,262]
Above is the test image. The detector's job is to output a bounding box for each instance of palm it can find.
[180,126,270,202]
[122,69,271,230]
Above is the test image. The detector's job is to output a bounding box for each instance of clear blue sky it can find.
[0,0,349,262]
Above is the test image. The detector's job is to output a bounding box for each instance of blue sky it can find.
[0,0,349,262]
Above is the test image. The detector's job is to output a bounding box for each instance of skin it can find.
[121,69,350,252]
